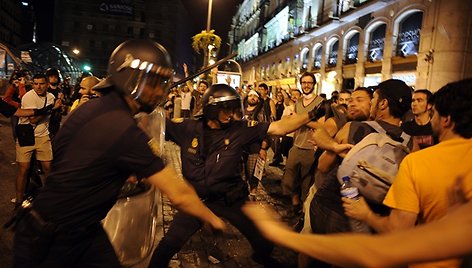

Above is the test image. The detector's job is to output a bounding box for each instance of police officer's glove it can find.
[33,104,54,116]
[307,100,327,121]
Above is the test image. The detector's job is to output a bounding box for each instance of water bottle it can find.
[340,176,371,233]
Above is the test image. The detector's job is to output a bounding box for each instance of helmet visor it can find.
[125,64,172,99]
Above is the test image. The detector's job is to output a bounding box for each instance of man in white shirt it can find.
[15,73,55,206]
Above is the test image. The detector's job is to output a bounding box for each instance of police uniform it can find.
[13,90,165,267]
[149,117,275,266]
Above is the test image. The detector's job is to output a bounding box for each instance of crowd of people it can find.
[1,38,471,268]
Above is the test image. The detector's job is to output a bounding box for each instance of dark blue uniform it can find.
[13,90,165,267]
[149,118,275,266]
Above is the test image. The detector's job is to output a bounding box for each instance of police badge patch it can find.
[191,138,198,148]
[247,120,259,127]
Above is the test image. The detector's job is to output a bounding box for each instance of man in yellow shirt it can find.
[344,78,472,267]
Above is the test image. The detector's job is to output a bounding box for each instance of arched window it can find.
[396,12,423,57]
[327,39,339,68]
[368,24,386,62]
[300,47,310,71]
[345,32,359,64]
[312,45,323,70]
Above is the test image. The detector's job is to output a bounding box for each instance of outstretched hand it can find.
[209,217,226,233]
[242,202,290,238]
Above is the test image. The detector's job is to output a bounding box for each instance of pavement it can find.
[156,142,299,268]
[0,116,300,267]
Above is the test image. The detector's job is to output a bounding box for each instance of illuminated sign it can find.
[99,1,133,16]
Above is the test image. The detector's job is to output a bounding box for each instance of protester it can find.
[243,180,472,268]
[343,78,472,268]
[14,73,56,206]
[69,76,101,112]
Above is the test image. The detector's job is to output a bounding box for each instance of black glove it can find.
[33,104,53,116]
[307,100,327,121]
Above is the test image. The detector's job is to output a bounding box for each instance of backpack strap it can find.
[363,121,386,134]
[364,120,411,147]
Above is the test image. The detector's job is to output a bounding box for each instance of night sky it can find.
[181,0,243,54]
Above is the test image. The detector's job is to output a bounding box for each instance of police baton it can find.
[167,52,238,90]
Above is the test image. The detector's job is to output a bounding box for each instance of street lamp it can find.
[206,0,213,32]
[72,48,80,55]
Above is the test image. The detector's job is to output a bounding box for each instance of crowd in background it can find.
[2,54,471,267]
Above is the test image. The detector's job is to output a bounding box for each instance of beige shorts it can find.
[16,135,53,163]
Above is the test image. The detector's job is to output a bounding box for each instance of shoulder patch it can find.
[171,117,184,123]
[247,120,259,127]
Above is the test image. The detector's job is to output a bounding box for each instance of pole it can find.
[168,52,237,90]
[206,0,213,32]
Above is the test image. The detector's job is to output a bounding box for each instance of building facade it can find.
[53,0,193,76]
[229,0,472,95]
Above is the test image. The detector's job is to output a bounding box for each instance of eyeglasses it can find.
[301,81,314,85]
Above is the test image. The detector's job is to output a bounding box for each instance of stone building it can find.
[53,0,193,76]
[229,0,472,95]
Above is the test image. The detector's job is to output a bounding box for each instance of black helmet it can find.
[202,84,242,121]
[45,67,61,83]
[101,39,173,101]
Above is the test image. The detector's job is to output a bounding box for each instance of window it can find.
[313,46,322,70]
[327,40,339,68]
[368,24,386,62]
[396,12,423,57]
[345,32,359,64]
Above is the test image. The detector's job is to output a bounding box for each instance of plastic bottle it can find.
[340,176,371,233]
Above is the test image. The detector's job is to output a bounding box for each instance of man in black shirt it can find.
[13,40,224,267]
[401,89,436,149]
[149,83,325,267]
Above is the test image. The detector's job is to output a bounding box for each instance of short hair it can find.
[432,78,472,138]
[353,87,373,99]
[258,83,269,90]
[414,89,433,104]
[375,80,412,119]
[198,80,209,87]
[339,90,351,95]
[33,73,47,81]
[299,72,316,84]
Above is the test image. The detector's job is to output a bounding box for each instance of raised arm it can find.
[267,112,314,136]
[244,201,472,268]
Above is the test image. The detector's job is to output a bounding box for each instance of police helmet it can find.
[45,67,61,83]
[202,84,242,121]
[100,39,173,101]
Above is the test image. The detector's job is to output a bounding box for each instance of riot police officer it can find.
[149,83,325,267]
[12,39,224,267]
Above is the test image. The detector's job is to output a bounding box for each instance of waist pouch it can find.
[16,124,35,147]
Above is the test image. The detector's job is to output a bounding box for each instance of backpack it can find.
[337,121,411,204]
